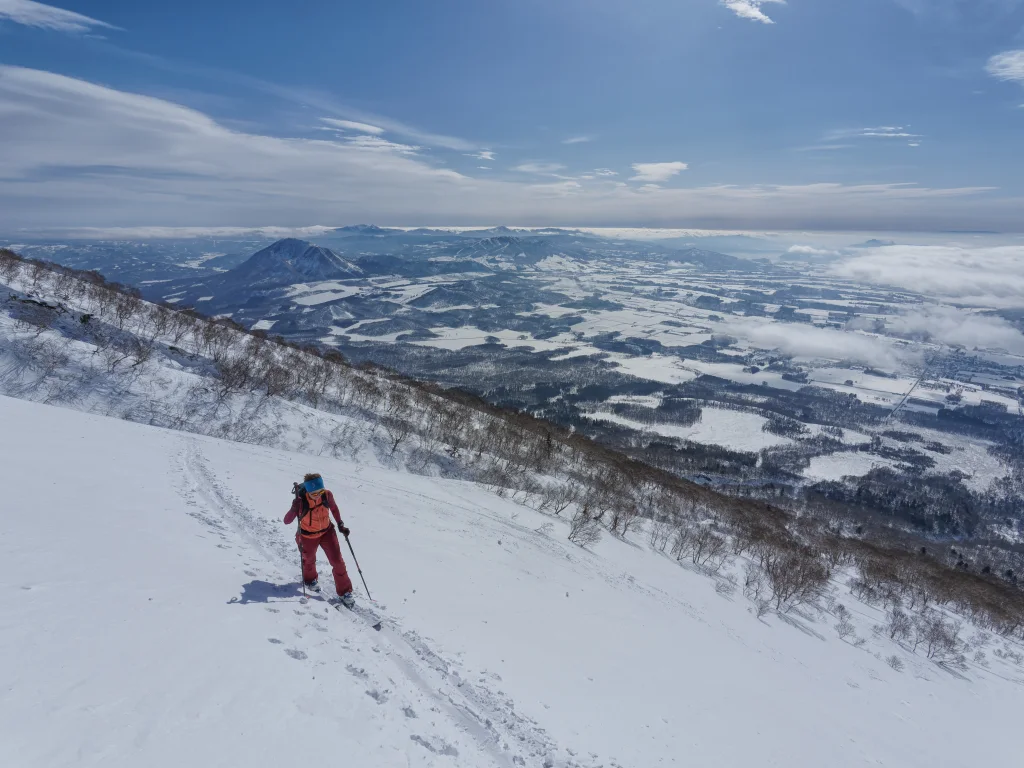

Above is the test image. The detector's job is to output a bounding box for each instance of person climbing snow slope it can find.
[284,473,355,608]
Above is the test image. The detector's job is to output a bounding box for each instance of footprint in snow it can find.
[346,665,368,680]
[365,689,389,704]
[285,649,308,661]
[267,638,283,645]
[410,735,458,757]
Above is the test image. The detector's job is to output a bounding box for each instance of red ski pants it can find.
[297,527,353,596]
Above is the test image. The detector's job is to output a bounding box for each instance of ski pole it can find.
[344,534,373,601]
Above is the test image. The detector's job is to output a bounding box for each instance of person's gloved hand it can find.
[339,524,351,537]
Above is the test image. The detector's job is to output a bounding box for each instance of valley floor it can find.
[1,395,1021,767]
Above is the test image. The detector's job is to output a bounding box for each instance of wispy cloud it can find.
[338,135,420,154]
[320,118,385,134]
[795,144,855,152]
[562,135,593,144]
[592,168,618,177]
[0,67,1017,232]
[0,0,115,32]
[720,0,786,24]
[826,126,922,140]
[630,161,688,183]
[317,118,417,152]
[986,50,1024,84]
[467,150,495,161]
[69,42,485,154]
[511,161,565,174]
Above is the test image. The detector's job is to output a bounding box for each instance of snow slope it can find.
[2,394,1023,768]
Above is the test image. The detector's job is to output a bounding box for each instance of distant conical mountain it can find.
[228,239,362,286]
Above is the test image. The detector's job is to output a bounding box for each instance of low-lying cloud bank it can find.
[884,306,1024,356]
[832,245,1024,309]
[715,316,910,369]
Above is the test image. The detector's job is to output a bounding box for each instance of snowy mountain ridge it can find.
[2,246,1023,767]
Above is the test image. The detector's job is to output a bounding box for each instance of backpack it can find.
[293,482,331,536]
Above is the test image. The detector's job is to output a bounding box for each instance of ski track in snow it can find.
[176,436,575,768]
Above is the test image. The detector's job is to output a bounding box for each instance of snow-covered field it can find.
[4,395,1023,768]
[805,451,900,482]
[587,407,793,452]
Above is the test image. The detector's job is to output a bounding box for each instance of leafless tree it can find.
[568,506,602,548]
[382,415,415,457]
[540,481,580,517]
[689,525,729,570]
[887,608,913,642]
[764,546,829,612]
[648,515,674,552]
[0,248,22,282]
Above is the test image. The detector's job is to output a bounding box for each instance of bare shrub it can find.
[112,290,144,330]
[887,608,913,643]
[534,522,555,537]
[568,507,602,548]
[764,546,829,612]
[0,247,22,282]
[382,416,414,456]
[690,526,729,570]
[648,515,674,552]
[835,615,855,640]
[669,521,695,561]
[540,481,580,517]
[715,577,736,597]
[743,563,770,609]
[886,655,905,672]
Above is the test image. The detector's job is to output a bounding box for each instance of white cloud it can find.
[886,305,1024,354]
[717,316,907,368]
[630,161,688,182]
[786,244,842,257]
[562,135,593,144]
[467,150,495,161]
[593,168,618,176]
[338,135,420,154]
[796,144,855,152]
[511,161,566,174]
[826,126,923,140]
[986,50,1024,84]
[1,67,1021,231]
[720,0,786,24]
[832,244,1024,308]
[319,118,385,134]
[0,0,114,32]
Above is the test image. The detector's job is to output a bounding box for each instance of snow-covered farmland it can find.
[587,407,793,452]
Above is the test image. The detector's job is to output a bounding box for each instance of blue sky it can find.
[0,0,1022,231]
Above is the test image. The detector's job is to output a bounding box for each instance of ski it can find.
[333,597,384,631]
